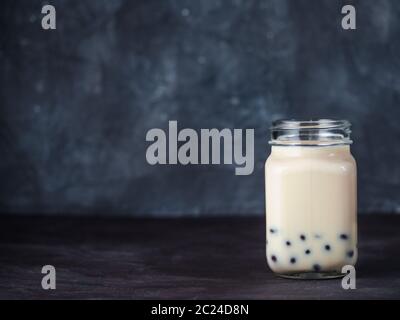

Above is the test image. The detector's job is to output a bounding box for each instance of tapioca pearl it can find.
[324,244,331,251]
[347,250,354,258]
[285,241,291,246]
[269,228,277,234]
[290,257,296,264]
[271,255,278,262]
[300,234,306,241]
[305,249,311,255]
[340,234,349,240]
[313,264,321,272]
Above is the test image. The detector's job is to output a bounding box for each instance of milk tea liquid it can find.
[265,144,357,277]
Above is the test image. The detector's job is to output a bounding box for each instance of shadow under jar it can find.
[265,120,357,279]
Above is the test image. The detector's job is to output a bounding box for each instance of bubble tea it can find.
[265,120,357,279]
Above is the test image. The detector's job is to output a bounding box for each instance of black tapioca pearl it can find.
[324,244,331,251]
[271,255,277,262]
[340,234,349,240]
[313,264,321,272]
[300,234,306,241]
[286,241,291,246]
[347,250,354,258]
[290,257,296,264]
[269,228,277,234]
[305,249,311,255]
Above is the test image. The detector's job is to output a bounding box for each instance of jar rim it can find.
[271,119,351,130]
[269,119,352,146]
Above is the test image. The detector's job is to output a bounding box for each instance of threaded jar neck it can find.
[269,119,352,146]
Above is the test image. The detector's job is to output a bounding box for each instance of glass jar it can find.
[265,119,357,279]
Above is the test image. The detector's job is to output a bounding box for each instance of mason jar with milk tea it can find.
[265,120,357,279]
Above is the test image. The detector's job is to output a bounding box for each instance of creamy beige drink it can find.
[265,120,357,278]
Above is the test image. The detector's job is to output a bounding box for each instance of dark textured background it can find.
[1,0,399,216]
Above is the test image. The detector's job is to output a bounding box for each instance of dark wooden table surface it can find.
[0,215,399,299]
